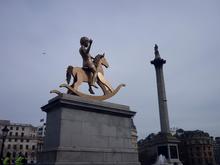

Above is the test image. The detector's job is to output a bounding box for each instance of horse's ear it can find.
[103,53,105,57]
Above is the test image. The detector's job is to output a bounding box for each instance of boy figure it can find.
[79,36,98,89]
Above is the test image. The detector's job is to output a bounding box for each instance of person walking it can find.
[15,153,25,165]
[3,152,11,165]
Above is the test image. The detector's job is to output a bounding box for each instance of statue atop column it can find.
[154,44,160,58]
[51,36,125,101]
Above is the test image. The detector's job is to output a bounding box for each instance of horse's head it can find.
[94,53,109,68]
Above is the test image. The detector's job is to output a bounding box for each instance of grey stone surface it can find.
[38,94,140,165]
[151,55,170,134]
[155,133,183,165]
[155,67,170,134]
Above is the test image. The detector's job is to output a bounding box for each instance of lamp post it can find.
[0,126,9,162]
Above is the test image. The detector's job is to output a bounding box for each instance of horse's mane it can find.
[93,54,104,66]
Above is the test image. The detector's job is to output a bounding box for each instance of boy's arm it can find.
[80,46,87,55]
[85,39,93,54]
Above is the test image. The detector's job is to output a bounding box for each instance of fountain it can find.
[153,154,169,165]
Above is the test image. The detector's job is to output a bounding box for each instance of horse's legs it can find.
[67,71,77,94]
[97,73,114,92]
[88,84,95,94]
[73,75,83,91]
[97,81,110,95]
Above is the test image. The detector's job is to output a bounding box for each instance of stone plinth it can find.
[154,133,183,165]
[38,94,140,165]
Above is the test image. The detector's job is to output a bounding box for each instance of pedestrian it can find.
[3,152,11,165]
[15,153,24,165]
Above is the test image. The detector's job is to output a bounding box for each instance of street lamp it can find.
[0,126,9,162]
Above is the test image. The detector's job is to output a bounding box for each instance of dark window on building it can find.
[32,145,35,150]
[16,127,19,130]
[8,144,11,149]
[21,133,24,137]
[8,138,11,142]
[31,152,35,157]
[15,132,18,136]
[208,152,212,156]
[21,139,23,142]
[13,152,16,158]
[26,139,29,142]
[158,146,169,159]
[22,127,24,131]
[9,132,12,136]
[15,139,17,142]
[26,145,29,149]
[20,145,23,149]
[170,146,178,159]
[25,152,28,157]
[13,145,17,150]
[10,126,13,130]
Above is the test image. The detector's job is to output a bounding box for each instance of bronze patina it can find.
[51,37,125,100]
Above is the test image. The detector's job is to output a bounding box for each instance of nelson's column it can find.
[151,45,182,165]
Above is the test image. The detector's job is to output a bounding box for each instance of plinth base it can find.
[154,133,183,165]
[38,94,140,165]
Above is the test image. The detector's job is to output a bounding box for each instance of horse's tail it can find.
[66,66,73,84]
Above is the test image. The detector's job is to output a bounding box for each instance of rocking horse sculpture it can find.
[50,37,125,101]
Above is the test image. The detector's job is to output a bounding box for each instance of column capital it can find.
[151,58,166,67]
[150,44,166,67]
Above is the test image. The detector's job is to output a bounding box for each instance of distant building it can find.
[36,123,46,152]
[138,133,158,165]
[214,137,220,165]
[0,120,43,164]
[138,132,181,165]
[131,119,138,149]
[176,129,216,165]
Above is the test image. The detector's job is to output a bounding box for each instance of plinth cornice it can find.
[41,94,136,118]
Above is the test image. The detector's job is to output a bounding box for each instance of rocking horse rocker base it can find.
[59,83,125,101]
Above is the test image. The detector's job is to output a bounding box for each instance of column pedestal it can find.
[38,94,140,165]
[154,133,183,165]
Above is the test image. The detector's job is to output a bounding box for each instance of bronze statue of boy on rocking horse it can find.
[51,36,125,101]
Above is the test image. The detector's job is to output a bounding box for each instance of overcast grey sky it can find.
[0,0,220,139]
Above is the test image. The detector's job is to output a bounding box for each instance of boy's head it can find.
[80,36,90,47]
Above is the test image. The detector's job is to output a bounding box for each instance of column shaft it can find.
[155,66,170,133]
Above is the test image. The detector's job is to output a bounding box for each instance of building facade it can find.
[176,129,216,165]
[138,133,181,165]
[131,119,138,150]
[36,123,46,152]
[214,137,220,165]
[138,133,158,165]
[0,120,42,164]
